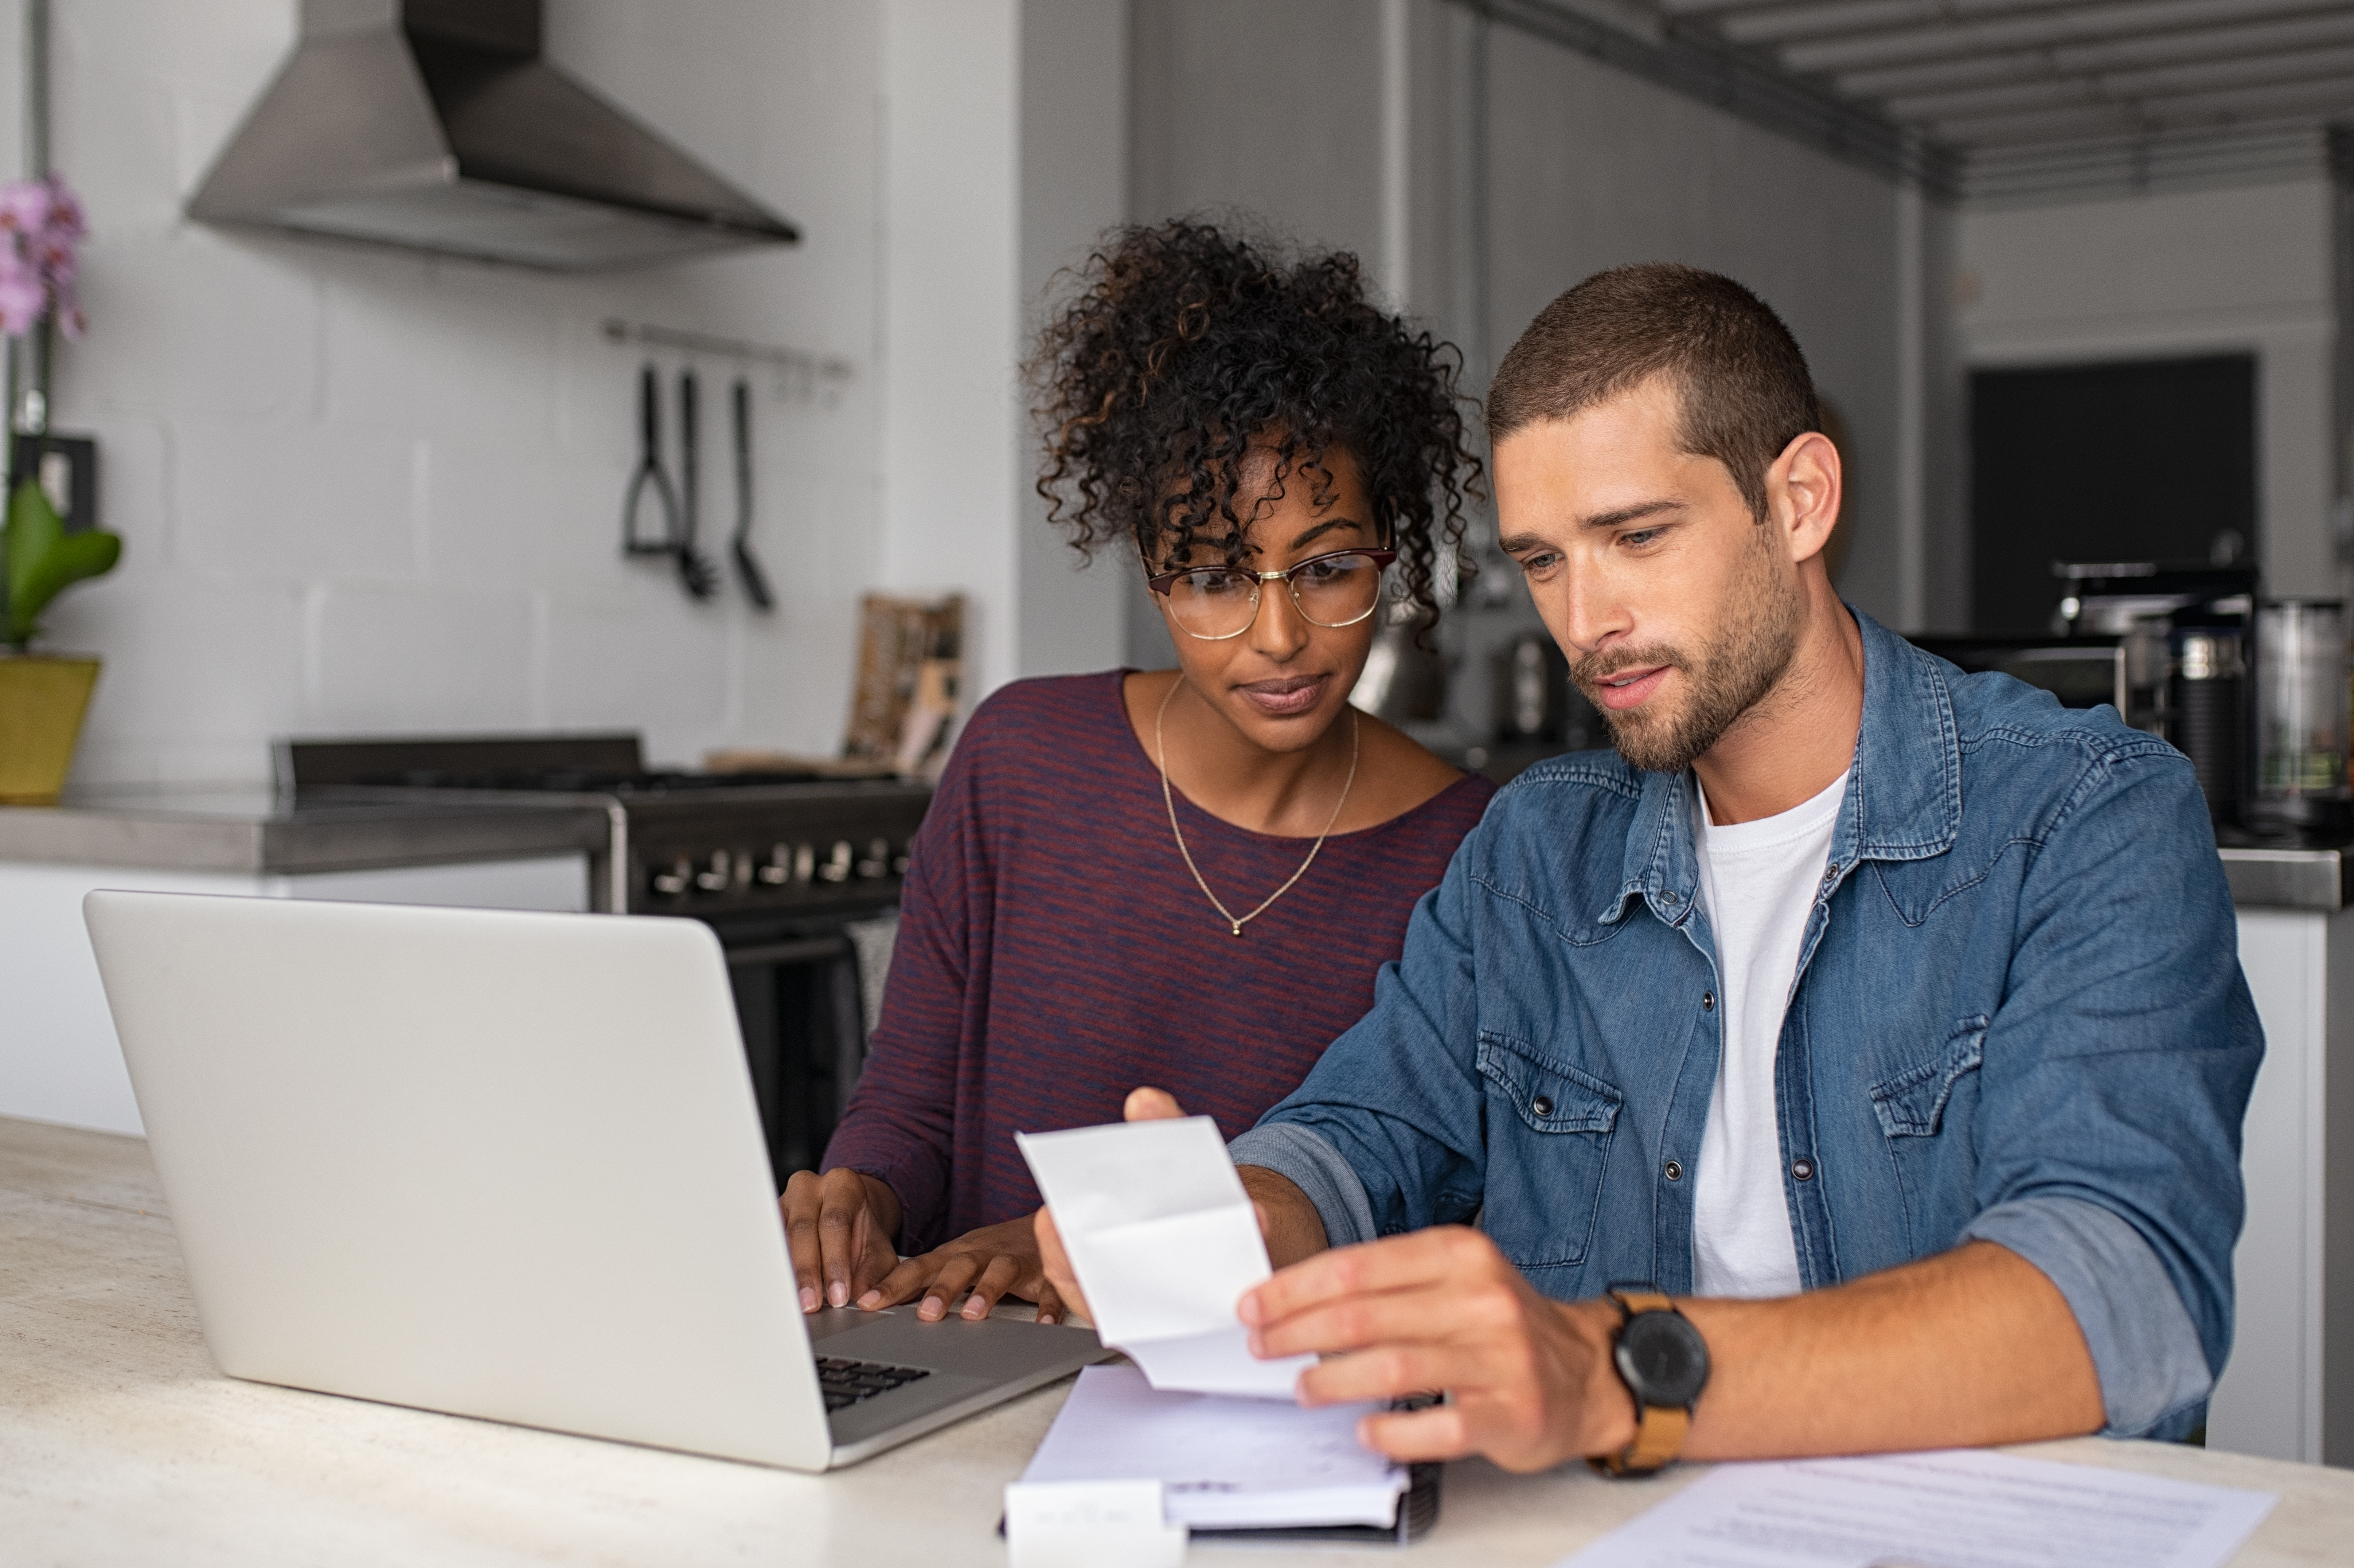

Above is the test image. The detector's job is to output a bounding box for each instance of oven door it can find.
[710,911,893,1185]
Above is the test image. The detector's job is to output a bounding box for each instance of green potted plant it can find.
[0,173,116,805]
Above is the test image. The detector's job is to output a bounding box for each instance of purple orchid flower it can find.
[0,252,46,335]
[0,173,87,339]
[41,177,83,241]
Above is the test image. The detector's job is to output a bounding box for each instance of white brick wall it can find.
[15,0,892,784]
[1957,180,2340,608]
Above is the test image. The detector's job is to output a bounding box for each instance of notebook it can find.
[1015,1363,1440,1543]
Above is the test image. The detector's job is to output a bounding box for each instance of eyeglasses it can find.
[1145,547,1398,641]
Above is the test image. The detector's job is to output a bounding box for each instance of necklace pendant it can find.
[1230,922,1244,938]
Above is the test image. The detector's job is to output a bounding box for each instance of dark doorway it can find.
[1970,354,2257,634]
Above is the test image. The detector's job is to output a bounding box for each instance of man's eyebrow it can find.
[1580,499,1685,532]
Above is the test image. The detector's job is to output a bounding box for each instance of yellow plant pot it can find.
[0,654,100,804]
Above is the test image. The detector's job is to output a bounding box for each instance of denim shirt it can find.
[1230,608,2263,1441]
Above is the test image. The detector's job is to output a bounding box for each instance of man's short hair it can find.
[1486,263,1819,523]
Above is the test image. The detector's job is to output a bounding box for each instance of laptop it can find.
[82,889,1108,1471]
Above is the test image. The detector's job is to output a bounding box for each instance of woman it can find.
[783,219,1494,1325]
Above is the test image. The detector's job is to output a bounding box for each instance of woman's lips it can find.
[1593,664,1670,712]
[1237,674,1328,717]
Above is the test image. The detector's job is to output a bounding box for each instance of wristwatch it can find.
[1590,1286,1710,1477]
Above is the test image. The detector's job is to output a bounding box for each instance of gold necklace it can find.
[1155,678,1360,938]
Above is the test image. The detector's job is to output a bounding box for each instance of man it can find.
[1039,262,2260,1475]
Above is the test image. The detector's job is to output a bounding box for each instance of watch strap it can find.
[1591,1286,1697,1478]
[1594,1403,1689,1477]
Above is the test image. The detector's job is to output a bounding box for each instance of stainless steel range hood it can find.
[188,0,799,271]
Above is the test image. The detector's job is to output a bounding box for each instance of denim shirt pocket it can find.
[1866,1015,1988,1250]
[1870,1015,1989,1138]
[1475,1031,1623,1271]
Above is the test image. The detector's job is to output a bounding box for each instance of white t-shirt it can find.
[1689,768,1848,1299]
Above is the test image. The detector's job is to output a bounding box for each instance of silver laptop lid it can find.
[84,891,832,1470]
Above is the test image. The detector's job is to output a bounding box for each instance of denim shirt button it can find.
[1702,991,1715,1011]
[1660,889,1679,906]
[1663,1160,1683,1181]
[1822,865,1839,884]
[1792,1158,1816,1182]
[1531,1095,1554,1118]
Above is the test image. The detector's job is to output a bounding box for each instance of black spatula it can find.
[730,378,775,611]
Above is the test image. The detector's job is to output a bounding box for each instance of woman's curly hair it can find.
[1026,219,1482,621]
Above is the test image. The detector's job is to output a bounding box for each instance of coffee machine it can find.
[2041,559,2354,836]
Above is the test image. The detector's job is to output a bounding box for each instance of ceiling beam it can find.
[1931,77,2354,145]
[1744,0,2320,59]
[1889,46,2354,124]
[1834,11,2354,100]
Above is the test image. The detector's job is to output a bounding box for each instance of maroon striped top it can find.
[820,670,1497,1252]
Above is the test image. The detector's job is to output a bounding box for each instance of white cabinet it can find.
[2208,862,2354,1465]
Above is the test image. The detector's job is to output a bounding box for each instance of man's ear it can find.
[1769,431,1842,564]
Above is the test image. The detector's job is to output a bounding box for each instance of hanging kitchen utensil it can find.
[674,368,719,601]
[730,377,774,611]
[621,363,682,563]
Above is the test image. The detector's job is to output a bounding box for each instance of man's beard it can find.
[1571,530,1803,775]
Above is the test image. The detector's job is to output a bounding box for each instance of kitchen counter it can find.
[0,791,612,1136]
[2219,844,2353,912]
[0,786,612,876]
[4,1113,2350,1566]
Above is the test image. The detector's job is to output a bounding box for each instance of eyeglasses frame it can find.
[1144,546,1399,641]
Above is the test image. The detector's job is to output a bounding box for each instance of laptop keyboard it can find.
[816,1356,933,1413]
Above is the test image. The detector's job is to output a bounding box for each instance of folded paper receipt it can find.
[1016,1116,1317,1398]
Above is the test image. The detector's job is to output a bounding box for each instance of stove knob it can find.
[820,840,854,883]
[756,844,791,885]
[891,843,912,876]
[694,851,733,892]
[793,842,816,883]
[856,837,890,879]
[651,857,692,897]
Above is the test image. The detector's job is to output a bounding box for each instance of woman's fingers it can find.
[1034,1276,1065,1327]
[960,1252,1023,1319]
[858,1252,942,1311]
[780,1170,826,1313]
[918,1250,987,1321]
[815,1169,875,1309]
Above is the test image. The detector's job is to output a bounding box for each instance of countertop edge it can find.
[2219,846,2346,913]
[0,805,609,877]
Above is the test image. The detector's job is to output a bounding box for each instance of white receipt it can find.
[1020,1363,1404,1531]
[1016,1117,1317,1398]
[1559,1448,2277,1568]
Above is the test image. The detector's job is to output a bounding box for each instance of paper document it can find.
[1017,1116,1316,1397]
[1559,1448,2276,1568]
[1020,1363,1405,1531]
[1003,1478,1187,1568]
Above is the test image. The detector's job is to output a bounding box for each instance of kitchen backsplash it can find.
[13,0,889,786]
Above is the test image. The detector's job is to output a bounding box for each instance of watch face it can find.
[1615,1310,1710,1408]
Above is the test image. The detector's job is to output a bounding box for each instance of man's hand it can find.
[780,1167,901,1313]
[854,1214,1067,1323]
[1239,1225,1634,1471]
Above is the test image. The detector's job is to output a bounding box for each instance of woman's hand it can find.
[858,1215,1068,1323]
[780,1167,902,1313]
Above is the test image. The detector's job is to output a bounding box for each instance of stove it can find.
[278,732,935,1179]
